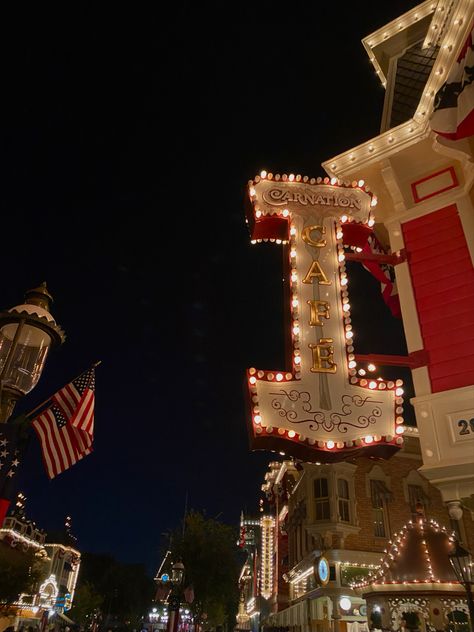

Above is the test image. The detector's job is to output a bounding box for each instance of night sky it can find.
[3,2,419,575]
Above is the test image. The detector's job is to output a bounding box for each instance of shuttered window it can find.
[370,479,390,538]
[314,478,330,521]
[337,479,350,523]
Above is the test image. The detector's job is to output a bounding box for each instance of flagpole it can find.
[23,360,101,421]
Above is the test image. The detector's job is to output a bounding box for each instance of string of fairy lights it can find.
[351,517,460,589]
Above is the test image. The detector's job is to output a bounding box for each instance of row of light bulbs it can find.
[352,518,458,589]
[247,174,404,450]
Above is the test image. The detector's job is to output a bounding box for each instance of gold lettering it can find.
[301,225,326,248]
[307,300,330,326]
[309,339,337,373]
[302,261,331,285]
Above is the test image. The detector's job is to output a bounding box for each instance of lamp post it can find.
[167,560,185,632]
[448,540,474,626]
[0,283,65,423]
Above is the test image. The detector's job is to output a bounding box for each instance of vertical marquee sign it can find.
[244,172,405,463]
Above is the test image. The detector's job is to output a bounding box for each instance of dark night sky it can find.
[2,2,419,575]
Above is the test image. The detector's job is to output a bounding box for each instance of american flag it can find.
[0,419,27,526]
[0,421,23,499]
[32,367,95,479]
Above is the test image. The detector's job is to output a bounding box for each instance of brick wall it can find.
[286,442,474,563]
[342,451,473,552]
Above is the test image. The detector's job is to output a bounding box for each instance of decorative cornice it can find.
[323,0,474,178]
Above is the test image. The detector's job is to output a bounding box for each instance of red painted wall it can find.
[402,204,474,392]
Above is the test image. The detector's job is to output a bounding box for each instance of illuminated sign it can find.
[260,516,275,599]
[245,173,405,462]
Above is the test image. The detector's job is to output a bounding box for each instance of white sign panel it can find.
[245,174,404,462]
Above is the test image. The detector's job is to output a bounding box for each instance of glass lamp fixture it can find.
[171,560,185,586]
[448,540,474,625]
[0,283,65,422]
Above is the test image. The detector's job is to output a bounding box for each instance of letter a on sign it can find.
[244,174,405,462]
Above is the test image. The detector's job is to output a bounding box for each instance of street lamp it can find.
[167,560,185,632]
[448,540,474,625]
[0,283,65,423]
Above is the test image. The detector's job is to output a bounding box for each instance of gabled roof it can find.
[386,40,439,130]
[322,0,473,180]
[362,0,444,87]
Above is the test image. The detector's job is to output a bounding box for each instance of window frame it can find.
[314,477,331,522]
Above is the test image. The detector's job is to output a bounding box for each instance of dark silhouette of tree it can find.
[70,581,103,625]
[0,541,42,607]
[73,552,155,629]
[169,510,240,630]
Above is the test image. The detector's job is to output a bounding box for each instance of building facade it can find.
[0,512,81,631]
[322,0,474,519]
[251,437,473,631]
[239,1,474,630]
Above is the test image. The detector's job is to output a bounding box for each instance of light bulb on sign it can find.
[339,597,351,611]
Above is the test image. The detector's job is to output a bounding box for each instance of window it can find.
[370,479,388,537]
[408,484,427,519]
[337,479,350,522]
[314,478,330,521]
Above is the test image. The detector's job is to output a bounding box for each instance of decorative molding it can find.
[411,166,459,203]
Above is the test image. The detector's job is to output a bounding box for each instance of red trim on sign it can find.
[341,222,373,248]
[411,166,458,204]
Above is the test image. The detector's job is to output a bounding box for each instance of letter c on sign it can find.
[301,225,326,248]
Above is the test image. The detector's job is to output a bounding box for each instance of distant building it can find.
[0,510,80,631]
[238,513,262,632]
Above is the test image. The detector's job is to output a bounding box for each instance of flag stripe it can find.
[33,411,61,478]
[72,390,94,432]
[41,409,67,476]
[55,383,80,419]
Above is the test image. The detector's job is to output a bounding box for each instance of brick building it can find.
[255,435,473,631]
[0,509,80,631]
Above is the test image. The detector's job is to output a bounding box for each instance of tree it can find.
[168,511,240,630]
[74,552,155,629]
[70,581,103,625]
[0,541,42,606]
